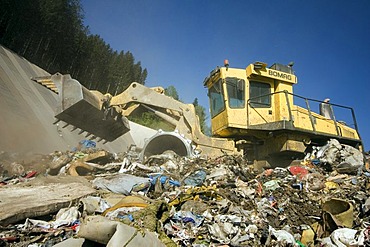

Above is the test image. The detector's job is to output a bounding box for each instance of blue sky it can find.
[81,0,370,151]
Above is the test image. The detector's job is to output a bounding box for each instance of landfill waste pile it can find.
[0,139,370,247]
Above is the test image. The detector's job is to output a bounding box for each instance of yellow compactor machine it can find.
[37,61,362,165]
[203,61,362,164]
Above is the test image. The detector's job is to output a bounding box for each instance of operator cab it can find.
[203,61,297,138]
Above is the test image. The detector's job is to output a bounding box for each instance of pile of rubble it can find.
[0,139,369,247]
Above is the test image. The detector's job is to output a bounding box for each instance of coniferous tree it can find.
[0,0,147,91]
[193,98,208,133]
[164,85,179,100]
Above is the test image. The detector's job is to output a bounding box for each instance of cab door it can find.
[247,80,275,126]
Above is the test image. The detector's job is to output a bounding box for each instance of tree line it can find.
[0,0,209,134]
[0,0,147,94]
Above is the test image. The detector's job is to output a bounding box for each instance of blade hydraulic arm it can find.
[108,82,236,155]
[50,73,235,156]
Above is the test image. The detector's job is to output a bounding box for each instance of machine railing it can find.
[246,90,360,137]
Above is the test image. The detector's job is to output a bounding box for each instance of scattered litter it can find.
[1,144,369,246]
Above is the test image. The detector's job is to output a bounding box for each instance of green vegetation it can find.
[0,0,147,94]
[193,98,209,134]
[0,0,209,134]
[128,112,174,132]
[164,86,179,100]
[127,87,209,135]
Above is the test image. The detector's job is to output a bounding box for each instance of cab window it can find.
[209,79,225,117]
[226,77,245,108]
[249,81,271,108]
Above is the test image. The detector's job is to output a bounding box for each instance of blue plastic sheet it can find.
[183,170,207,186]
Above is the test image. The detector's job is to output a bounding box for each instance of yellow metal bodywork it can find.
[204,62,362,159]
[208,65,298,135]
[207,65,297,137]
[292,106,360,139]
[47,60,362,163]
